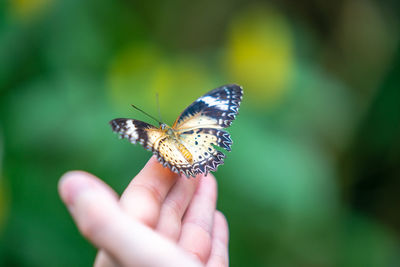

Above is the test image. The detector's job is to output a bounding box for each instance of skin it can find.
[58,156,229,267]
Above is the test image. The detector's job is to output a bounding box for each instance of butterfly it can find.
[109,84,243,177]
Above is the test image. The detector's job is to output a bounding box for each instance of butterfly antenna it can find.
[156,92,163,124]
[131,104,162,125]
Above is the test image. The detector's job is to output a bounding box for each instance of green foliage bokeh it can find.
[1,0,400,266]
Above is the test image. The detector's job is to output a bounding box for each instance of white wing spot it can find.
[125,120,138,140]
[199,96,229,111]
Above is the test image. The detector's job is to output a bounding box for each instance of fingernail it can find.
[59,171,92,207]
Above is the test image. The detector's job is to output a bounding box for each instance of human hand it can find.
[58,156,229,267]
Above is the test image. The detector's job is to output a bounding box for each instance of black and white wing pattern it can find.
[110,118,205,175]
[110,119,164,151]
[172,84,243,130]
[110,84,243,177]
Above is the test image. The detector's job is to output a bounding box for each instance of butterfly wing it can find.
[176,128,232,176]
[152,128,232,177]
[153,137,196,176]
[172,84,243,130]
[110,118,164,151]
[171,84,242,176]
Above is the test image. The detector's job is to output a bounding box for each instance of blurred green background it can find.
[1,0,400,266]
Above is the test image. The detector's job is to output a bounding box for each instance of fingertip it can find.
[139,156,179,181]
[59,170,88,189]
[58,173,124,246]
[196,173,218,203]
[147,155,160,165]
[204,173,218,188]
[59,171,95,206]
[59,171,118,207]
[147,155,166,170]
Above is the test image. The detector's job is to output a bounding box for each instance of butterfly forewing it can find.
[110,119,163,151]
[173,84,243,130]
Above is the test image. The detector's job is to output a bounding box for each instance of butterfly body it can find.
[158,124,194,164]
[110,84,243,177]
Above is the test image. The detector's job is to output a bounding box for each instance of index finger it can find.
[120,156,179,227]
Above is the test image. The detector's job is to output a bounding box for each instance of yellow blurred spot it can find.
[225,5,294,106]
[149,57,214,120]
[108,44,163,112]
[10,0,53,20]
[108,44,214,124]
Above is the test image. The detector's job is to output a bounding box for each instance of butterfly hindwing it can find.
[173,84,243,130]
[178,128,230,175]
[155,137,195,176]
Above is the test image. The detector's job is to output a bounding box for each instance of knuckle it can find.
[190,250,208,264]
[186,217,213,237]
[133,183,163,204]
[165,198,183,218]
[158,219,181,241]
[136,212,158,228]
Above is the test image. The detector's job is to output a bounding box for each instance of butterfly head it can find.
[160,123,175,136]
[160,123,167,130]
